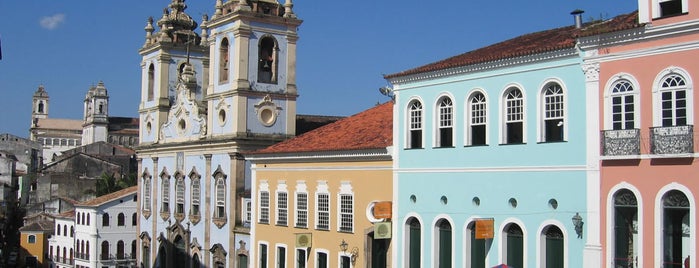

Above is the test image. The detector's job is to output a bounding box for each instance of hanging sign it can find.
[475,218,494,239]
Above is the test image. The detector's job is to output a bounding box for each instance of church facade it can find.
[135,1,301,267]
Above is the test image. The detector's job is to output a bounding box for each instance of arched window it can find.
[405,217,421,268]
[503,223,523,268]
[504,87,524,144]
[147,64,155,101]
[28,234,36,243]
[219,38,230,83]
[435,219,452,268]
[467,91,487,146]
[407,100,423,149]
[63,225,67,236]
[131,240,137,259]
[191,175,201,216]
[215,177,226,218]
[175,176,185,215]
[436,97,454,148]
[610,80,636,130]
[662,190,690,267]
[193,254,201,268]
[102,213,110,227]
[541,225,564,268]
[542,82,565,142]
[132,213,137,226]
[338,182,354,233]
[117,213,125,226]
[174,235,187,266]
[258,36,278,84]
[38,101,44,113]
[70,226,73,237]
[162,174,170,213]
[57,224,61,236]
[87,214,90,226]
[613,189,638,268]
[143,175,151,212]
[466,221,486,268]
[117,240,125,260]
[101,241,110,260]
[659,74,688,127]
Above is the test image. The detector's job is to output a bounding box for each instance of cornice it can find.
[207,11,302,30]
[388,48,578,85]
[247,148,392,163]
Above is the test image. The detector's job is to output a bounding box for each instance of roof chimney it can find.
[571,9,584,28]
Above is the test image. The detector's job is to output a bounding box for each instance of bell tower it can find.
[138,0,209,145]
[82,81,110,145]
[31,85,49,121]
[206,0,302,139]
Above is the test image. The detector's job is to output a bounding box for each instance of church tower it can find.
[31,85,49,122]
[138,0,209,145]
[206,0,302,140]
[82,81,109,145]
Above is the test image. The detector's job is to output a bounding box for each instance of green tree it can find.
[96,173,137,196]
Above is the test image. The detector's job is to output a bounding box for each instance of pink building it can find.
[587,0,699,267]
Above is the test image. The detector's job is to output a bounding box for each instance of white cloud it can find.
[39,14,66,30]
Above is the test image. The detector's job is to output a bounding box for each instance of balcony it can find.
[74,252,90,260]
[650,125,694,155]
[51,255,75,265]
[601,129,641,156]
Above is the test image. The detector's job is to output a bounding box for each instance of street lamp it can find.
[572,212,583,239]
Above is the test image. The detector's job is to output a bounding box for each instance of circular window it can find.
[409,195,417,203]
[509,198,518,208]
[472,197,480,207]
[218,109,226,125]
[548,198,558,210]
[259,107,276,126]
[440,196,448,205]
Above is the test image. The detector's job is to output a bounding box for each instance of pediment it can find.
[159,82,207,143]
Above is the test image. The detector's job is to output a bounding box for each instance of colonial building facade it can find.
[248,102,394,268]
[136,1,301,268]
[384,12,638,268]
[582,0,699,267]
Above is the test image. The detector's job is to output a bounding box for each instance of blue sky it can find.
[0,0,637,138]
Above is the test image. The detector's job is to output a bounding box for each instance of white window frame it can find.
[652,67,694,127]
[652,0,688,18]
[295,181,308,228]
[161,173,170,213]
[295,248,308,268]
[497,219,528,267]
[605,183,644,268]
[501,85,527,144]
[190,174,201,216]
[276,244,288,268]
[434,95,455,148]
[337,182,353,233]
[259,241,269,268]
[406,98,424,149]
[538,80,567,142]
[315,249,330,268]
[315,181,330,230]
[214,176,226,218]
[465,89,488,146]
[431,216,454,268]
[653,184,695,268]
[535,221,569,268]
[142,172,151,212]
[604,74,641,131]
[259,181,270,224]
[276,181,288,226]
[175,175,185,214]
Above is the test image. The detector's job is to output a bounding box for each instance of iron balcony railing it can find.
[74,253,90,260]
[601,129,641,156]
[650,125,694,155]
[51,255,75,265]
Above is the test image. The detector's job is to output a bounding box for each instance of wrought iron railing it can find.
[650,125,694,155]
[601,129,641,156]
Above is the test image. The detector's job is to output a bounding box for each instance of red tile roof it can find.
[385,11,640,79]
[78,186,137,207]
[251,102,393,154]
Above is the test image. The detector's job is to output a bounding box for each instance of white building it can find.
[74,186,138,268]
[48,210,76,268]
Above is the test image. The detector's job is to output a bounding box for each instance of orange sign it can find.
[372,201,392,219]
[475,218,494,239]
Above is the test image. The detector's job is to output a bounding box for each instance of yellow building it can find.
[19,220,54,268]
[248,102,393,268]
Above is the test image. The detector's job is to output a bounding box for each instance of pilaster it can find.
[582,62,602,268]
[204,154,212,268]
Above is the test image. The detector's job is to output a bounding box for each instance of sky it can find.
[0,0,638,138]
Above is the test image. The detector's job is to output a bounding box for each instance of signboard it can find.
[475,218,494,239]
[372,201,392,219]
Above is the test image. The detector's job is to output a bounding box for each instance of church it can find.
[135,1,307,267]
[29,83,139,162]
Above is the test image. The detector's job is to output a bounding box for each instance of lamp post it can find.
[572,212,583,239]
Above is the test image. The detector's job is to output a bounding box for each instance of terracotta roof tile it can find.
[34,118,83,131]
[385,11,640,79]
[252,102,393,154]
[19,220,54,232]
[78,186,137,207]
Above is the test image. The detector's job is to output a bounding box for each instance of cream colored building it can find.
[248,102,393,268]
